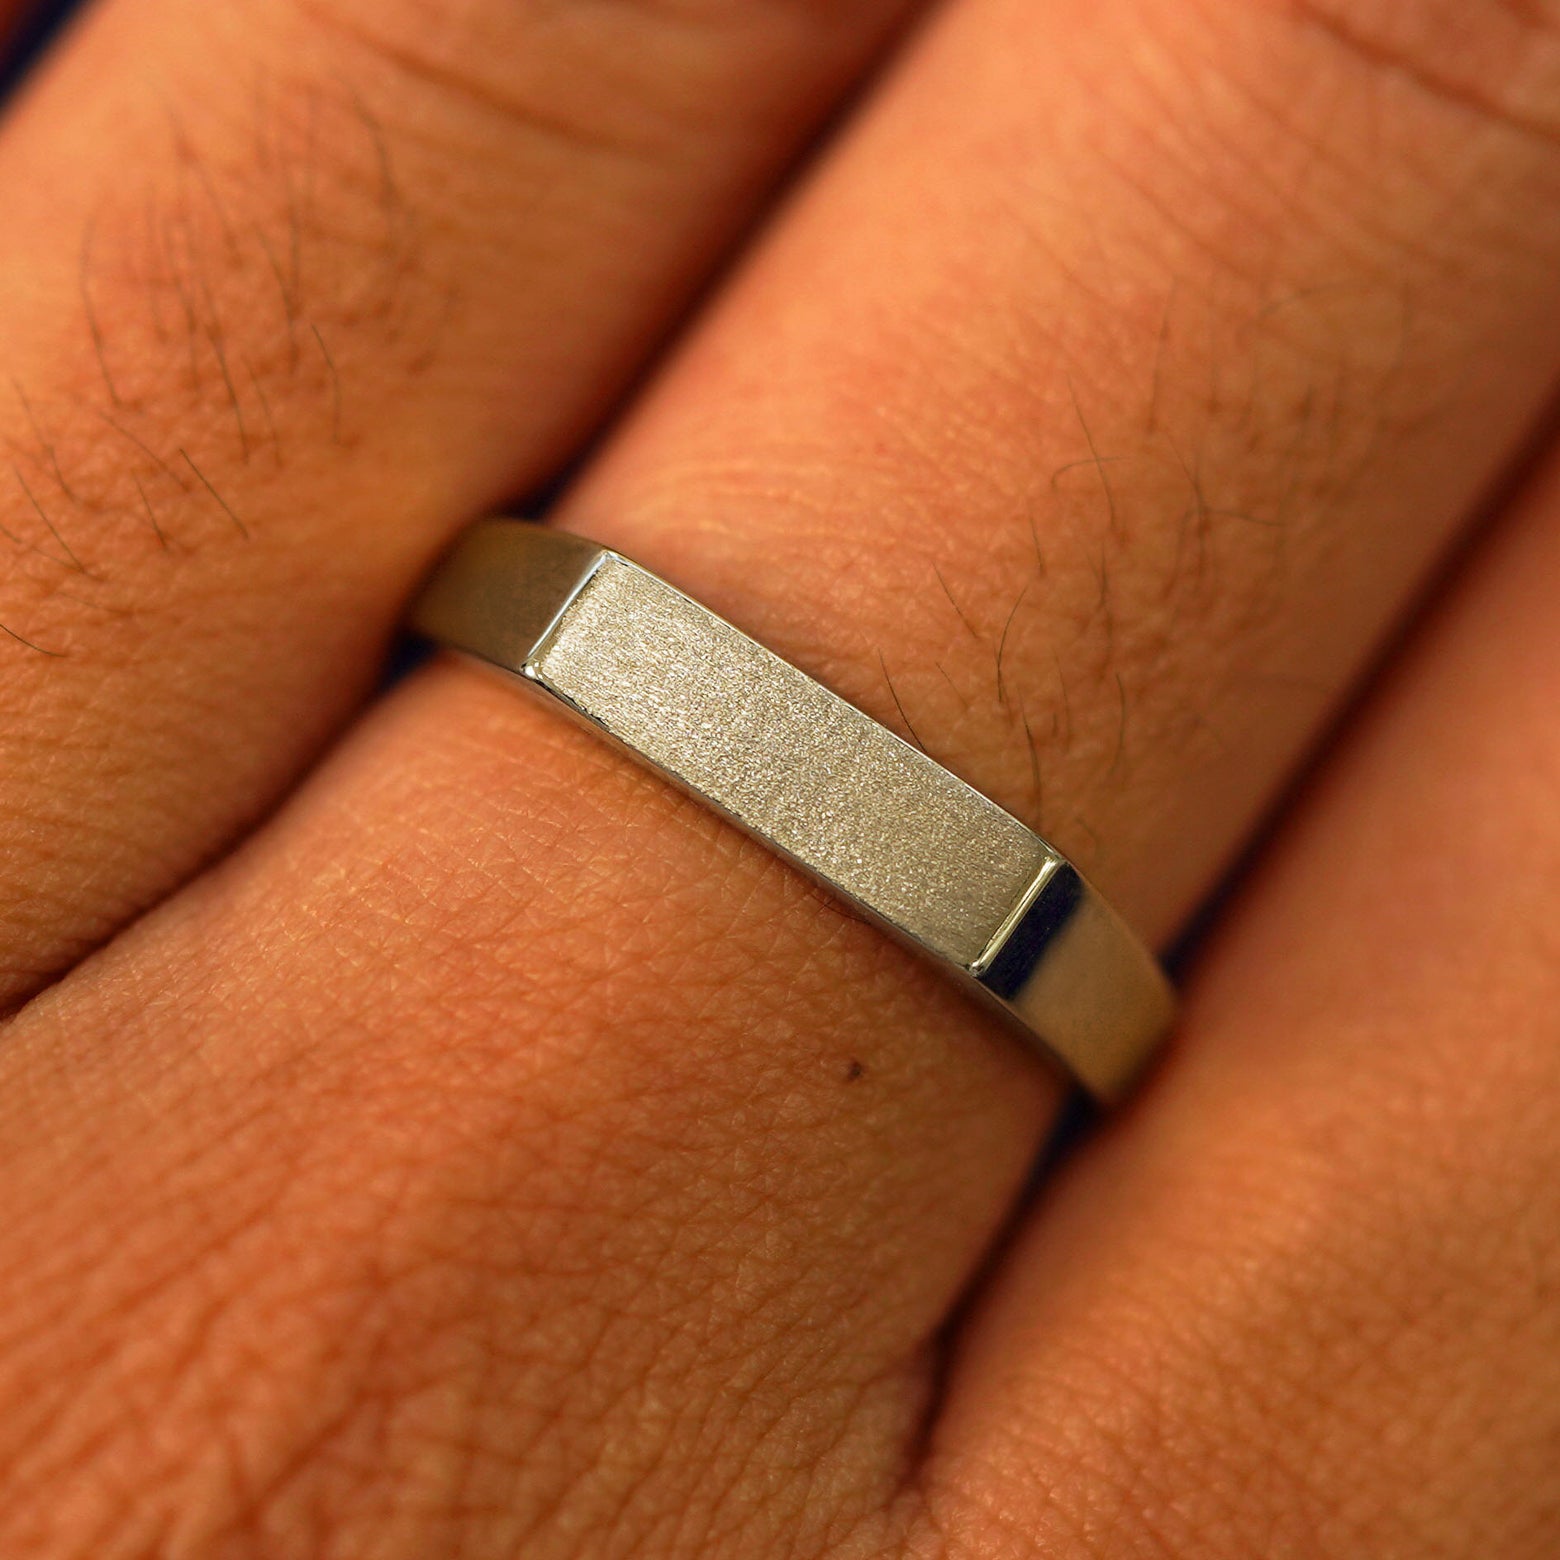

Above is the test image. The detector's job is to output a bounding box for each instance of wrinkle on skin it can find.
[1292,0,1560,152]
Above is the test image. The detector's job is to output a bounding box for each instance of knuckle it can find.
[291,0,759,155]
[292,0,643,153]
[1286,0,1560,144]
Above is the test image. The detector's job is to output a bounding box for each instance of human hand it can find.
[1,0,1557,1554]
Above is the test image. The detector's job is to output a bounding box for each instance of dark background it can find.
[0,0,79,99]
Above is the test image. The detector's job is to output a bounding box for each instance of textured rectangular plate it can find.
[530,556,1052,969]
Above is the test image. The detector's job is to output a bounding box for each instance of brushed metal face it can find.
[532,558,1051,968]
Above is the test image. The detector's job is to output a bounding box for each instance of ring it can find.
[409,519,1175,1101]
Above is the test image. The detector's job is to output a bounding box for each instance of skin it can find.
[0,0,1556,1553]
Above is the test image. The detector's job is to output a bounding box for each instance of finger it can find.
[9,0,1560,1550]
[562,0,1560,946]
[925,444,1560,1552]
[0,680,1041,1556]
[0,0,919,1002]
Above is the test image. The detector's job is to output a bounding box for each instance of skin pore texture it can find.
[0,0,1557,1555]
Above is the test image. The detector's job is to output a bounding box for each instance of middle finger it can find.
[569,0,1560,944]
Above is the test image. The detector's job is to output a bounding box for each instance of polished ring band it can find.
[410,519,1174,1102]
